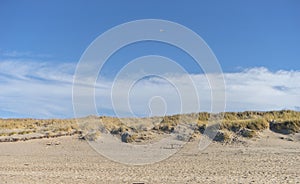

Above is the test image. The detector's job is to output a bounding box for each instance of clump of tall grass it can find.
[263,110,300,122]
[270,120,300,134]
[155,115,180,133]
[221,118,269,132]
[213,130,232,143]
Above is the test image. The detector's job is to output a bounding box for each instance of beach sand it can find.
[0,130,299,184]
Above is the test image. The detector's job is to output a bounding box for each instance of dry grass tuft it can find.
[213,130,232,143]
[79,130,101,141]
[239,128,258,138]
[221,118,269,132]
[156,115,180,133]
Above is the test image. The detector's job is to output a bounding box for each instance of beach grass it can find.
[0,110,299,142]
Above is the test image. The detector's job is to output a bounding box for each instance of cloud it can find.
[94,67,300,117]
[0,60,75,118]
[0,50,52,59]
[0,60,299,118]
[224,67,300,111]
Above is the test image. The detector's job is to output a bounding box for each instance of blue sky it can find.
[0,1,300,118]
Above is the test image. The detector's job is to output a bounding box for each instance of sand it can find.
[0,130,299,184]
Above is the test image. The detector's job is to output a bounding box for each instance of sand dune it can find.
[0,110,299,183]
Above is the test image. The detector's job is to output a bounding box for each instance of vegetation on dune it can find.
[110,124,131,135]
[0,110,299,143]
[0,118,79,139]
[121,132,137,143]
[262,110,300,121]
[270,120,300,134]
[197,112,210,121]
[79,130,101,141]
[154,115,180,133]
[0,118,78,130]
[195,110,300,141]
[213,130,233,143]
[239,128,258,138]
[221,118,269,132]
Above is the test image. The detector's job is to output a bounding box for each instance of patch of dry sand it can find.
[0,130,299,183]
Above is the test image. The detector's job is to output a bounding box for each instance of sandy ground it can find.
[0,130,299,184]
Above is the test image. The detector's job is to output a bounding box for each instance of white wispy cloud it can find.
[0,60,299,118]
[0,50,52,59]
[224,67,300,111]
[0,60,75,118]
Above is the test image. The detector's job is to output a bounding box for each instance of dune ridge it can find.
[0,110,299,143]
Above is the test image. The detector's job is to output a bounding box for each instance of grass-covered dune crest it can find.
[0,110,299,143]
